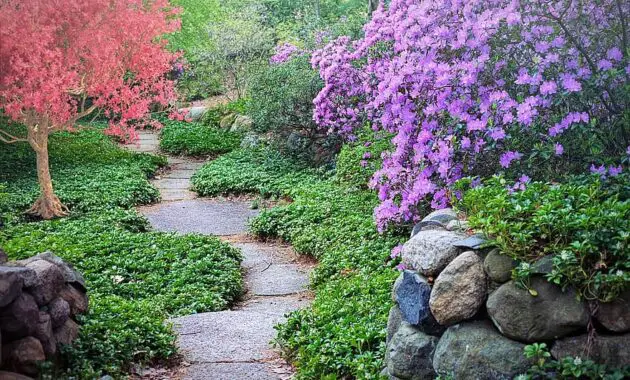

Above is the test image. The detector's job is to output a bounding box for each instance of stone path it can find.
[128,131,313,380]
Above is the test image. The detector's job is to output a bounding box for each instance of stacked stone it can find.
[384,209,630,380]
[0,251,88,378]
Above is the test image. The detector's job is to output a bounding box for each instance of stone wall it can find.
[0,250,88,378]
[384,209,629,379]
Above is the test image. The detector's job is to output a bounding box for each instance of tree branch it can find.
[0,129,28,144]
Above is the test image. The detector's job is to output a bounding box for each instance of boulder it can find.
[402,230,465,277]
[185,106,208,121]
[0,293,39,340]
[594,290,630,333]
[446,219,469,232]
[393,271,442,334]
[551,333,630,368]
[0,371,35,380]
[430,251,486,325]
[33,312,56,356]
[230,115,253,133]
[54,319,80,346]
[219,114,236,129]
[483,249,515,283]
[487,277,588,342]
[531,255,554,275]
[24,260,64,306]
[240,132,261,149]
[48,297,71,329]
[0,267,23,308]
[387,323,438,379]
[433,320,532,379]
[387,305,403,345]
[59,284,88,316]
[422,208,458,225]
[1,337,45,377]
[7,267,38,288]
[410,221,446,237]
[19,252,85,291]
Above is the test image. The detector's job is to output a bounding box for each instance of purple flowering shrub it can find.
[270,43,305,65]
[312,0,630,230]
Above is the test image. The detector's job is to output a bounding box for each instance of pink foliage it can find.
[0,0,181,140]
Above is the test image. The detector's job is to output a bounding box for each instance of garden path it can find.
[129,131,313,380]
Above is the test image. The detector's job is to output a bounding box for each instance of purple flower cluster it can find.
[312,0,629,230]
[270,43,304,65]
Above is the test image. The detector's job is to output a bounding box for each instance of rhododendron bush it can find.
[0,0,181,219]
[312,0,630,229]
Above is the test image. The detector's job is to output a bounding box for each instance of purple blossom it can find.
[590,164,607,176]
[561,75,582,92]
[597,59,613,71]
[500,151,523,168]
[607,47,623,61]
[540,81,557,95]
[608,165,623,176]
[390,245,403,259]
[554,143,564,156]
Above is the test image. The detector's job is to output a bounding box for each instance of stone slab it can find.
[141,199,259,235]
[246,264,309,296]
[158,190,198,201]
[152,179,192,189]
[184,363,279,380]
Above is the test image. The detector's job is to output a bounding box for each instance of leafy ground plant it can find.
[0,124,243,378]
[459,175,630,302]
[193,147,404,378]
[159,119,242,157]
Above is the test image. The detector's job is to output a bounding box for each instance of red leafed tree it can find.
[0,0,181,219]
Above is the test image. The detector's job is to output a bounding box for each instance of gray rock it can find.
[446,219,469,232]
[0,293,39,340]
[9,267,38,288]
[53,319,80,346]
[433,320,532,379]
[410,221,446,238]
[0,267,24,307]
[33,312,56,356]
[185,106,208,121]
[59,284,89,316]
[24,260,64,306]
[531,255,554,275]
[387,305,403,345]
[551,333,630,368]
[0,371,35,380]
[430,251,487,326]
[219,114,236,129]
[230,115,253,133]
[387,323,438,379]
[422,208,458,225]
[402,230,466,277]
[453,234,488,250]
[594,290,630,333]
[392,271,432,326]
[483,249,515,283]
[487,277,588,342]
[19,252,86,291]
[1,337,45,377]
[100,376,114,380]
[48,297,71,329]
[240,132,261,149]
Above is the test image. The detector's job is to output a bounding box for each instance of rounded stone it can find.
[33,312,56,356]
[483,249,515,284]
[1,337,45,377]
[59,284,89,316]
[430,251,487,326]
[433,320,532,379]
[0,293,39,340]
[487,277,588,342]
[387,305,403,346]
[0,267,24,308]
[551,333,630,368]
[53,319,80,346]
[402,230,466,277]
[387,323,438,380]
[48,297,71,329]
[24,260,64,306]
[594,290,630,333]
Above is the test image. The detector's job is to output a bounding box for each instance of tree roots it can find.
[27,195,69,220]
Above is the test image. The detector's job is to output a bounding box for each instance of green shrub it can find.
[334,129,393,189]
[246,55,340,164]
[192,147,405,378]
[459,175,630,302]
[0,125,243,377]
[159,119,242,156]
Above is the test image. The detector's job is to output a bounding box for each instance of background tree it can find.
[0,0,181,219]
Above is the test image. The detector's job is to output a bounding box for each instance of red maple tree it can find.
[0,0,181,219]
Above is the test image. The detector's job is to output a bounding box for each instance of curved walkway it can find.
[129,131,313,380]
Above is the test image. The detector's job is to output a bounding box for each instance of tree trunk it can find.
[27,128,68,219]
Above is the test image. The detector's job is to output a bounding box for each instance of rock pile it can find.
[0,251,88,378]
[384,209,630,379]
